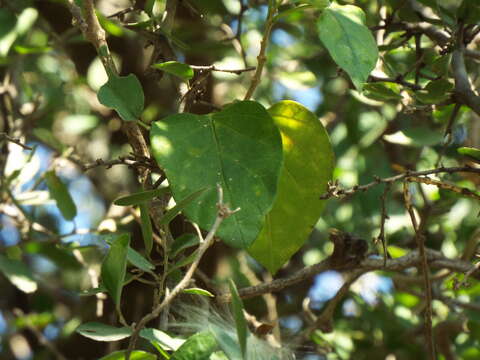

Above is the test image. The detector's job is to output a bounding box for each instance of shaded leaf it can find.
[127,247,155,273]
[0,254,37,293]
[76,322,132,341]
[171,332,218,360]
[228,279,247,359]
[170,234,200,258]
[158,188,208,226]
[44,170,77,221]
[113,187,170,206]
[98,73,145,121]
[101,234,130,306]
[317,3,378,90]
[248,101,334,273]
[152,61,194,81]
[139,202,153,255]
[150,101,283,249]
[363,82,402,102]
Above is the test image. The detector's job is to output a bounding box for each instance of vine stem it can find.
[244,0,277,100]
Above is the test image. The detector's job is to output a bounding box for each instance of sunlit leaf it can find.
[248,101,334,273]
[183,288,215,297]
[114,187,170,206]
[152,61,194,81]
[171,332,218,360]
[317,3,378,90]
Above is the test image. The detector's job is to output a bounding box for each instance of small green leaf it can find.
[248,101,334,273]
[415,79,453,104]
[317,3,378,90]
[167,251,198,274]
[152,61,194,81]
[159,188,208,226]
[98,73,145,121]
[170,234,199,258]
[228,279,247,359]
[140,328,185,351]
[76,322,132,341]
[44,170,77,221]
[101,234,130,306]
[0,254,37,293]
[363,82,403,102]
[171,332,218,360]
[127,247,155,272]
[458,147,480,163]
[113,187,170,206]
[183,288,215,297]
[139,203,153,255]
[99,350,156,360]
[150,101,283,249]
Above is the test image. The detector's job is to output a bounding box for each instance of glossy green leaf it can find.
[228,279,247,359]
[44,170,77,221]
[248,101,334,273]
[171,332,218,360]
[317,3,378,91]
[113,187,170,206]
[170,234,200,258]
[76,322,132,341]
[0,254,37,293]
[101,234,130,306]
[99,351,156,360]
[127,246,155,272]
[458,147,480,162]
[150,101,283,249]
[97,73,145,121]
[183,288,215,297]
[139,202,153,255]
[140,328,185,351]
[152,61,194,81]
[158,188,208,226]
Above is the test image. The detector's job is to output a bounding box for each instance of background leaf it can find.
[99,350,156,360]
[0,254,37,293]
[101,234,130,306]
[113,187,170,206]
[139,203,153,255]
[76,322,132,341]
[97,73,145,121]
[44,170,77,221]
[317,3,378,90]
[150,101,283,249]
[248,101,334,273]
[152,61,194,81]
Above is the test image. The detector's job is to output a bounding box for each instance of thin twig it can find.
[0,132,33,150]
[217,248,475,302]
[403,182,435,360]
[406,175,480,201]
[244,0,277,100]
[126,185,240,357]
[374,183,390,267]
[320,166,480,200]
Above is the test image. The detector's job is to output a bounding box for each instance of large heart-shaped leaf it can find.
[97,73,144,121]
[317,3,378,91]
[248,101,334,273]
[150,101,283,249]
